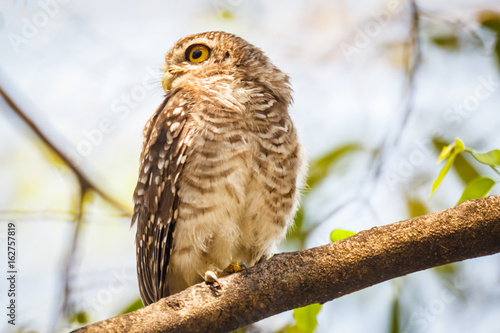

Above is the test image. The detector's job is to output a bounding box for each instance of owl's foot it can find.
[204,261,248,284]
[222,260,248,276]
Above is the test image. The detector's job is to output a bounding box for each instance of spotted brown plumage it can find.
[132,31,306,306]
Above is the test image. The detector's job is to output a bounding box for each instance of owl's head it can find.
[162,31,291,103]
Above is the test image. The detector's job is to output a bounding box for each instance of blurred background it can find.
[0,0,499,332]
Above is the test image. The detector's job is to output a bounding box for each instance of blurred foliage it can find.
[220,10,234,20]
[29,134,68,170]
[389,296,400,333]
[479,10,500,32]
[68,310,91,326]
[287,143,362,248]
[289,206,306,248]
[427,10,500,71]
[431,138,499,204]
[330,229,356,242]
[406,196,428,218]
[279,304,322,333]
[428,26,459,51]
[120,298,144,315]
[291,304,322,333]
[478,10,500,69]
[433,263,458,286]
[306,143,362,189]
[457,176,495,204]
[430,34,459,51]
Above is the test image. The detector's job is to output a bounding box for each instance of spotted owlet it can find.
[132,31,305,306]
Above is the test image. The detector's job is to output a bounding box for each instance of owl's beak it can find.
[162,72,176,92]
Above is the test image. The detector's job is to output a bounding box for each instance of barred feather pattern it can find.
[132,31,305,305]
[132,89,192,305]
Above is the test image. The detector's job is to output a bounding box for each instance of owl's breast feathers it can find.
[133,75,304,303]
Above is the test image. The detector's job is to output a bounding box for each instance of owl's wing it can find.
[132,90,190,305]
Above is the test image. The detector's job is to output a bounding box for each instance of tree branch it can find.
[73,196,500,333]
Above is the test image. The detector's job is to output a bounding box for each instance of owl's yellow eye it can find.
[185,44,210,63]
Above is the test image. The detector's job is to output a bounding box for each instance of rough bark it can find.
[73,196,500,333]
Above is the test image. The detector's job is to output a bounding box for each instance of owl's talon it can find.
[239,261,248,270]
[204,270,219,284]
[237,260,248,271]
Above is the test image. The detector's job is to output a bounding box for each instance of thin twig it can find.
[320,0,422,223]
[0,84,132,216]
[372,0,421,180]
[54,185,88,332]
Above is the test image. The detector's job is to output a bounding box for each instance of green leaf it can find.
[330,229,356,242]
[406,197,428,218]
[432,264,462,297]
[454,138,465,152]
[430,33,459,51]
[495,38,500,71]
[120,298,144,315]
[471,149,500,167]
[453,153,480,184]
[389,296,400,333]
[293,303,322,333]
[433,263,457,282]
[437,142,455,162]
[430,138,465,197]
[457,176,496,204]
[478,10,500,33]
[292,207,304,234]
[68,310,90,325]
[430,151,458,197]
[307,143,362,189]
[433,138,480,184]
[286,207,307,250]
